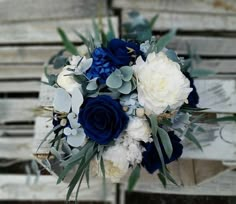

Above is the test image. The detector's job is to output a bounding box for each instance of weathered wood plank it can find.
[0,99,38,123]
[0,124,34,136]
[0,0,107,23]
[0,17,118,44]
[195,78,236,113]
[0,81,40,93]
[0,174,115,202]
[0,137,32,159]
[123,10,236,31]
[0,65,44,79]
[113,0,236,15]
[125,169,236,196]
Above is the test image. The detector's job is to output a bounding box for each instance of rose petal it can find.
[53,88,71,113]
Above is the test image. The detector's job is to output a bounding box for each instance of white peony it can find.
[126,117,152,143]
[133,52,192,115]
[101,144,129,182]
[126,142,143,165]
[57,68,81,94]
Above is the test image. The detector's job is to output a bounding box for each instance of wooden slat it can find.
[0,124,34,136]
[0,137,32,159]
[0,174,115,202]
[0,0,107,23]
[125,169,236,196]
[0,17,118,44]
[169,36,236,57]
[0,81,40,93]
[0,99,38,123]
[0,65,43,79]
[122,10,236,31]
[113,0,236,15]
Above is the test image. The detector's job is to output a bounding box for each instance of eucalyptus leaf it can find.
[165,49,180,63]
[157,127,173,159]
[53,56,67,69]
[118,81,132,94]
[57,27,78,55]
[157,171,167,188]
[128,165,141,191]
[120,66,133,82]
[149,14,158,29]
[50,147,62,161]
[184,131,202,151]
[106,72,123,89]
[190,69,216,78]
[154,29,177,53]
[86,80,98,91]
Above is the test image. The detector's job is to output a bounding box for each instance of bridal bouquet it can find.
[40,13,203,202]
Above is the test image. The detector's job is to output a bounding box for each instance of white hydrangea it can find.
[126,117,152,143]
[101,144,129,182]
[133,52,192,115]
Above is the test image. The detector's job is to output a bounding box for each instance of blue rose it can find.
[106,39,142,67]
[184,71,199,108]
[78,95,129,145]
[141,131,183,174]
[86,48,116,84]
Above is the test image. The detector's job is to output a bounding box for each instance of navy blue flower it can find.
[184,71,199,108]
[141,131,183,174]
[78,95,129,145]
[106,39,142,67]
[86,39,143,84]
[86,48,116,84]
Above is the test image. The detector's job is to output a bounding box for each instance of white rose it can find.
[126,117,151,143]
[133,52,192,115]
[101,145,129,182]
[127,143,143,165]
[57,68,81,94]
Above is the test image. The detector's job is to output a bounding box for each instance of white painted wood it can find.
[123,10,236,31]
[0,81,40,93]
[0,174,115,202]
[182,122,236,161]
[0,17,118,44]
[113,0,236,15]
[0,99,38,123]
[195,78,236,113]
[124,169,236,196]
[0,137,32,159]
[0,125,34,136]
[0,0,107,23]
[0,65,44,79]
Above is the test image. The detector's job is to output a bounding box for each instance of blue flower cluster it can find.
[86,39,142,84]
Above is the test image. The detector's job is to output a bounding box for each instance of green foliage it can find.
[128,165,141,191]
[57,28,78,55]
[157,127,173,159]
[190,69,216,78]
[106,66,134,95]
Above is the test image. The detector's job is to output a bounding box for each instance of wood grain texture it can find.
[122,10,236,31]
[0,174,115,202]
[0,99,38,123]
[0,81,40,93]
[0,137,33,159]
[113,0,236,15]
[0,17,118,44]
[0,0,107,23]
[124,169,236,196]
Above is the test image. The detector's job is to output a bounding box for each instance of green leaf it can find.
[190,69,216,78]
[128,165,141,191]
[165,49,180,63]
[57,27,78,55]
[85,164,90,188]
[148,115,167,177]
[165,168,179,186]
[206,116,236,123]
[92,19,100,43]
[74,171,85,204]
[185,131,202,151]
[107,17,116,40]
[106,71,123,89]
[157,171,167,188]
[100,157,107,199]
[36,125,61,153]
[155,29,177,53]
[120,66,133,82]
[157,127,173,159]
[118,81,132,94]
[50,147,62,161]
[149,14,158,29]
[53,56,67,69]
[86,80,98,91]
